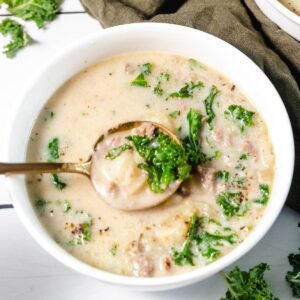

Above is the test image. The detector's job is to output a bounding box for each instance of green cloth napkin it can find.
[80,0,300,212]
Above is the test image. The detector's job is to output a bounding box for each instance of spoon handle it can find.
[0,162,91,176]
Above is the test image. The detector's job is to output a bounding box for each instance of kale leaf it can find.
[35,197,50,212]
[51,173,66,190]
[167,81,203,99]
[126,131,191,193]
[254,184,270,205]
[215,170,230,182]
[172,214,236,265]
[105,144,132,160]
[204,85,220,128]
[182,108,207,166]
[216,192,242,218]
[221,263,279,300]
[1,0,60,28]
[153,72,170,96]
[286,253,300,298]
[48,137,59,161]
[130,62,153,87]
[224,105,255,133]
[0,18,32,57]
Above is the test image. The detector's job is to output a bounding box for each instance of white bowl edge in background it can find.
[255,0,300,41]
[4,23,295,291]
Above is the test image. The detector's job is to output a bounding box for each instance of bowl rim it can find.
[265,0,300,24]
[5,22,295,290]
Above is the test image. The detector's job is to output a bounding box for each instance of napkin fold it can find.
[80,0,300,212]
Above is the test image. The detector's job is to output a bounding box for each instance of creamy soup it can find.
[279,0,300,15]
[26,52,275,277]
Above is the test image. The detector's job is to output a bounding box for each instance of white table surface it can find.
[0,2,298,299]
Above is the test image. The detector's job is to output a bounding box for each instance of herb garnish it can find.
[0,18,32,57]
[169,110,180,119]
[35,198,50,212]
[167,81,203,100]
[216,192,242,218]
[254,184,270,205]
[172,214,236,265]
[110,244,118,256]
[153,72,170,96]
[126,131,190,193]
[105,144,132,160]
[48,137,59,161]
[182,108,207,166]
[188,58,206,70]
[130,63,153,87]
[240,152,249,160]
[51,173,66,190]
[224,105,255,133]
[221,263,279,300]
[286,223,300,298]
[215,170,230,182]
[1,0,60,28]
[204,85,220,128]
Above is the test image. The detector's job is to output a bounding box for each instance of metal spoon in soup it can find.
[0,121,189,211]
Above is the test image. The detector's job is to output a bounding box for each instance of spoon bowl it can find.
[0,121,182,211]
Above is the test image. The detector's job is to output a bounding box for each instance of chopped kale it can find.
[215,170,230,182]
[51,173,66,190]
[35,198,50,212]
[130,63,153,87]
[167,81,203,100]
[240,152,250,160]
[126,130,191,193]
[48,137,59,161]
[254,184,270,205]
[172,214,203,266]
[62,200,71,212]
[110,244,118,256]
[130,72,150,87]
[169,110,180,119]
[172,214,236,265]
[216,192,242,218]
[188,58,206,70]
[224,105,255,133]
[105,144,132,160]
[1,0,60,28]
[182,108,207,166]
[221,263,279,300]
[204,85,220,128]
[153,72,170,96]
[0,18,32,58]
[286,253,300,298]
[81,222,92,242]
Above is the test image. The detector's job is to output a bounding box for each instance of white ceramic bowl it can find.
[5,23,294,291]
[255,0,300,41]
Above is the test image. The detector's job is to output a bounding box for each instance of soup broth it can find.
[27,52,274,277]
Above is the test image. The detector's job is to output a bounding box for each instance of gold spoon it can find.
[0,121,182,210]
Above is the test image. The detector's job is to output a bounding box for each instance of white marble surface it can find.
[0,1,299,299]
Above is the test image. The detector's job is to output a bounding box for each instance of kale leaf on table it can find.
[0,0,60,28]
[0,18,32,57]
[221,263,279,300]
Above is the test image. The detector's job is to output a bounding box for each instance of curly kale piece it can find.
[172,214,236,265]
[105,144,132,160]
[204,85,220,128]
[126,130,191,193]
[182,108,207,166]
[130,62,153,87]
[167,81,203,99]
[1,0,60,28]
[286,223,300,299]
[0,18,32,57]
[221,263,279,300]
[224,105,255,133]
